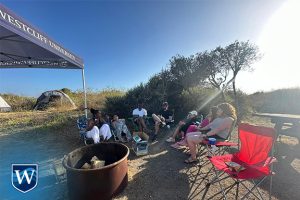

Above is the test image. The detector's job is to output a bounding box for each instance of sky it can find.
[0,0,296,97]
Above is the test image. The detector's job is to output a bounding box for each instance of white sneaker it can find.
[166,137,175,143]
[161,122,166,127]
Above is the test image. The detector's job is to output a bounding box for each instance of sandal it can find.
[184,157,198,164]
[177,140,187,146]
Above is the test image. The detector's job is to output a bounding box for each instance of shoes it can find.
[166,137,175,143]
[161,122,166,127]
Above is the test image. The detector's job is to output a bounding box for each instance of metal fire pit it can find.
[63,142,129,200]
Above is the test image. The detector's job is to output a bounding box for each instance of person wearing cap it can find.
[166,110,199,143]
[171,106,218,148]
[151,102,173,142]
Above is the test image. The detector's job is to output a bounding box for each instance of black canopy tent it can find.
[0,4,88,116]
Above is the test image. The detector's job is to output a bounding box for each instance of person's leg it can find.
[172,126,181,138]
[122,125,132,140]
[186,134,203,160]
[137,119,143,132]
[152,114,161,135]
[152,114,162,123]
[139,117,147,130]
[154,121,160,134]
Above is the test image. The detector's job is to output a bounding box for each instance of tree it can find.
[168,55,209,91]
[196,50,229,100]
[217,40,261,118]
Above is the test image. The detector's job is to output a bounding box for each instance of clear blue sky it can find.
[0,0,285,97]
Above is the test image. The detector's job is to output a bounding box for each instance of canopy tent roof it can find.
[0,4,84,69]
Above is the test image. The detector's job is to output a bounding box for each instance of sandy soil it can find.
[0,115,299,200]
[114,124,300,200]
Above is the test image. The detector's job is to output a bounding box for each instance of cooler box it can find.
[132,132,149,156]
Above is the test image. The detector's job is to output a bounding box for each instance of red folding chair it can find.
[205,123,276,200]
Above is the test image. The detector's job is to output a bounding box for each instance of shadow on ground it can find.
[0,122,82,200]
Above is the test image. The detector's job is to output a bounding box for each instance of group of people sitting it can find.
[85,109,132,144]
[132,100,174,141]
[165,102,237,163]
[84,100,237,164]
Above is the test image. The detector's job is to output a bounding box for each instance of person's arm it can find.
[197,121,212,131]
[111,121,116,129]
[206,118,233,137]
[200,118,210,128]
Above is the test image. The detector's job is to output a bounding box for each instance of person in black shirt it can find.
[151,102,173,141]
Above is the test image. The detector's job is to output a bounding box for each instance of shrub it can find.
[1,94,35,111]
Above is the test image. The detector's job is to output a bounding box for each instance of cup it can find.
[208,138,216,145]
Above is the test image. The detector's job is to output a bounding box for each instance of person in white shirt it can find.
[96,112,112,141]
[99,123,112,141]
[86,119,100,144]
[132,100,149,133]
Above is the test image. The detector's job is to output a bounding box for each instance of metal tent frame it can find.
[0,4,87,117]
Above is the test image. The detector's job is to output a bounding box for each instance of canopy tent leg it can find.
[82,68,88,118]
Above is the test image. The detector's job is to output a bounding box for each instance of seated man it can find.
[132,100,149,133]
[85,119,100,144]
[151,102,173,141]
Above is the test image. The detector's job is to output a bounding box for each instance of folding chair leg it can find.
[235,181,239,200]
[255,183,264,200]
[206,168,228,200]
[240,177,267,200]
[269,175,273,200]
[207,180,236,200]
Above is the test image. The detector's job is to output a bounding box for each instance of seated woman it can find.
[184,103,236,163]
[112,114,132,142]
[85,119,100,144]
[172,106,218,148]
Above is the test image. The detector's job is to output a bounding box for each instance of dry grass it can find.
[0,110,82,135]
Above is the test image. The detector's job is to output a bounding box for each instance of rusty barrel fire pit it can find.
[63,142,129,200]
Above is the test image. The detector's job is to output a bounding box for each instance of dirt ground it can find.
[115,121,300,200]
[0,114,299,200]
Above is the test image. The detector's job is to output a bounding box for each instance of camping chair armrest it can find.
[263,156,277,167]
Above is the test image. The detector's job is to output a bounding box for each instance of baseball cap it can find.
[189,110,198,116]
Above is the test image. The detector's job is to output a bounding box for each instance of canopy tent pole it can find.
[81,68,88,118]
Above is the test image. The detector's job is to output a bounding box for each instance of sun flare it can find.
[237,0,300,93]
